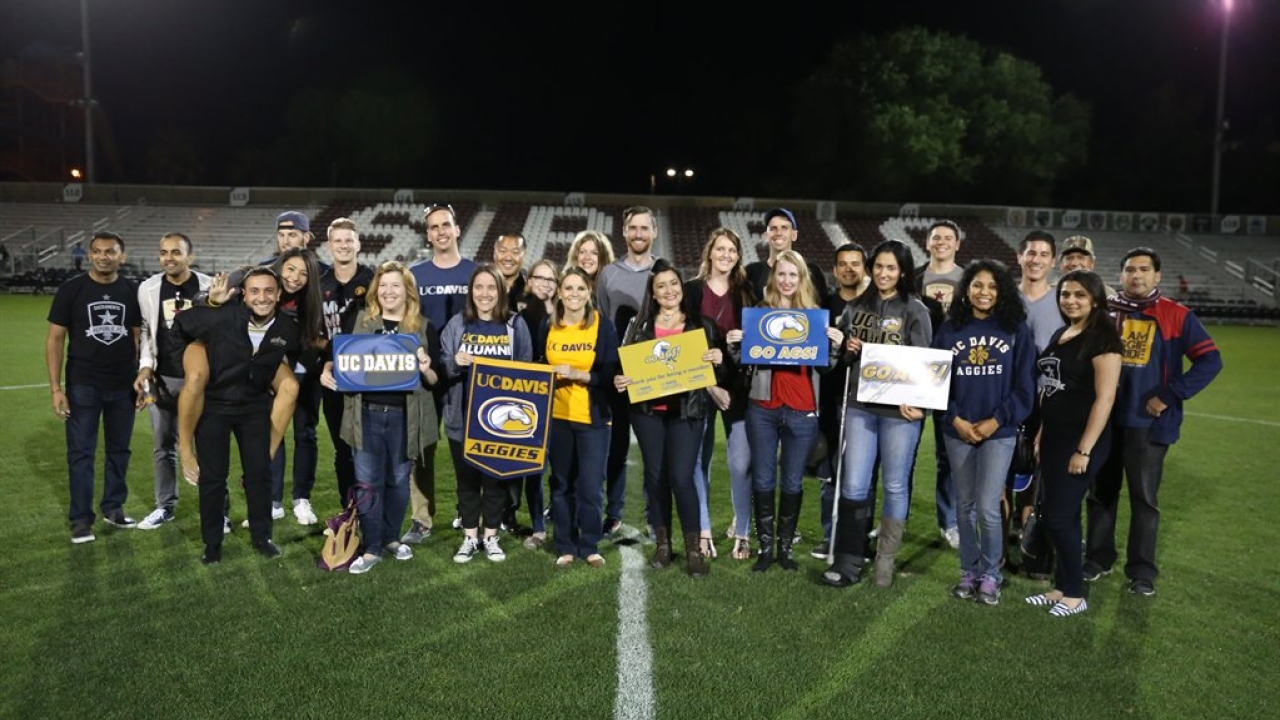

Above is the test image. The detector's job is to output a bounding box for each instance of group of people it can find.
[45,205,1222,610]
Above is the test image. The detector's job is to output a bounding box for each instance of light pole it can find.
[79,0,95,184]
[1210,0,1233,217]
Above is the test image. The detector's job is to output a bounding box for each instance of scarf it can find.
[1108,287,1161,315]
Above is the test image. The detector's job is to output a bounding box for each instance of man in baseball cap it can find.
[274,211,313,256]
[1060,235,1115,296]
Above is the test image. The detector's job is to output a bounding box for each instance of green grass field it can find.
[1,293,1277,720]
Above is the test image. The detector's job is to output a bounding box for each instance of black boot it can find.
[752,491,775,572]
[683,532,709,578]
[650,527,672,569]
[775,492,803,571]
[821,499,870,587]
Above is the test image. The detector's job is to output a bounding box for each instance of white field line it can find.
[614,545,654,720]
[1185,411,1280,428]
[0,384,48,391]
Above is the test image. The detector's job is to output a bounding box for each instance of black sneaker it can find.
[810,539,831,560]
[102,510,136,528]
[253,539,283,559]
[1081,561,1112,582]
[201,544,222,565]
[603,517,622,537]
[1128,578,1156,596]
[70,521,96,544]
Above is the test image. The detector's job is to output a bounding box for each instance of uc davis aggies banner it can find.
[463,358,555,478]
[331,334,423,392]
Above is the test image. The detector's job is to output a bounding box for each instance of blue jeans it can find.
[945,435,1015,582]
[723,415,752,537]
[148,375,185,512]
[548,420,610,558]
[354,404,413,555]
[270,370,321,505]
[932,411,957,530]
[693,411,716,532]
[745,403,819,497]
[65,383,135,524]
[839,407,921,521]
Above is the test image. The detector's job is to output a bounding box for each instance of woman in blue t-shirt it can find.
[930,259,1037,605]
[440,264,532,564]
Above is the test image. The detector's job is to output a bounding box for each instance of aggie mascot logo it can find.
[759,311,810,344]
[478,398,538,439]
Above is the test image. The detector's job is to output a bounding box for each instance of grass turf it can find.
[1,293,1277,719]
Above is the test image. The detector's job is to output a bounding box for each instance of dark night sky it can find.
[3,0,1277,202]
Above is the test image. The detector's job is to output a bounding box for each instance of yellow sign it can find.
[618,329,716,404]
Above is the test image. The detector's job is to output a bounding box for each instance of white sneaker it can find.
[348,555,381,574]
[388,543,414,561]
[453,536,480,563]
[271,505,285,521]
[293,499,317,525]
[451,515,463,530]
[942,526,960,550]
[137,508,174,530]
[484,535,506,562]
[223,516,232,535]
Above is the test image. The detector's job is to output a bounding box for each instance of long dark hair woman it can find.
[1024,270,1121,617]
[930,259,1037,604]
[614,259,727,577]
[823,239,931,588]
[267,247,327,525]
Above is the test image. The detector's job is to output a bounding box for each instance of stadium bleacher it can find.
[3,192,1275,322]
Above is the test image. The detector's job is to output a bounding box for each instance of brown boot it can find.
[650,527,672,569]
[874,517,905,587]
[684,532,709,578]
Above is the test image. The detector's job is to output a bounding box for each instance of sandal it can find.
[523,533,546,551]
[700,535,717,560]
[586,554,606,568]
[731,537,751,561]
[555,554,575,567]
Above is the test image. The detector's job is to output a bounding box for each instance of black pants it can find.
[321,385,356,502]
[631,411,703,535]
[1041,421,1111,598]
[197,409,272,546]
[449,440,505,531]
[1088,424,1167,582]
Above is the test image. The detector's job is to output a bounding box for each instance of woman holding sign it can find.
[930,259,1037,604]
[539,267,621,568]
[823,240,931,588]
[726,250,841,573]
[441,264,533,564]
[319,261,441,574]
[614,259,726,577]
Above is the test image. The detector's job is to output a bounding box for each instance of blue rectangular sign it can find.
[740,308,830,366]
[332,334,423,392]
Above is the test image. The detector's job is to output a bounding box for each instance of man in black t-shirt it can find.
[46,232,142,544]
[318,217,373,505]
[174,267,300,564]
[133,232,211,530]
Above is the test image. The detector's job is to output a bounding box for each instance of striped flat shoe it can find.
[1049,599,1089,617]
[1024,593,1059,607]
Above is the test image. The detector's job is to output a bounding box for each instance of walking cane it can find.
[823,329,856,563]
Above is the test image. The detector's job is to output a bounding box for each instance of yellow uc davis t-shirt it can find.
[545,320,600,424]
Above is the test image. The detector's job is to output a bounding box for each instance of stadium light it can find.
[70,168,83,180]
[1210,0,1232,216]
